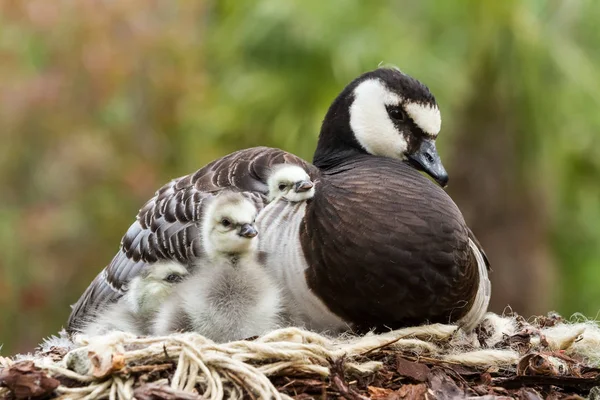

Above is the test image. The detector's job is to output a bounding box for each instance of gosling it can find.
[152,192,281,342]
[81,262,188,336]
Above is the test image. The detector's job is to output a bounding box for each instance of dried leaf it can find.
[507,331,533,353]
[0,361,59,399]
[516,387,544,400]
[535,313,563,328]
[395,356,430,382]
[517,353,572,377]
[368,384,428,400]
[368,386,396,399]
[133,383,202,400]
[395,383,428,399]
[40,346,69,362]
[427,368,464,400]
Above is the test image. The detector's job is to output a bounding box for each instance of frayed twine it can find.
[2,312,600,400]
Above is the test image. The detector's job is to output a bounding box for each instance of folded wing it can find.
[68,147,317,332]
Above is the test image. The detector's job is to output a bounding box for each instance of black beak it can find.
[238,223,258,238]
[407,139,449,187]
[294,180,314,193]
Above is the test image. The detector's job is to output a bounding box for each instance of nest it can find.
[1,312,600,399]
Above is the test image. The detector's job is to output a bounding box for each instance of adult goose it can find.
[67,68,491,334]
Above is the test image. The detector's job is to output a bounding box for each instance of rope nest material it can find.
[1,312,600,399]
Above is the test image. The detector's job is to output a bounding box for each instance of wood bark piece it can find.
[0,361,59,399]
[395,355,430,382]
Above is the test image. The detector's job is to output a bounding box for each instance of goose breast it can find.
[300,155,483,331]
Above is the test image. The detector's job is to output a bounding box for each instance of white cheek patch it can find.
[404,102,441,137]
[349,79,408,159]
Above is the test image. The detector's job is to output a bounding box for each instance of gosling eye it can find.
[278,184,287,191]
[165,274,183,283]
[387,106,406,122]
[221,218,232,228]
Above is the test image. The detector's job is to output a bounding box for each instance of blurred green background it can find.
[1,0,599,354]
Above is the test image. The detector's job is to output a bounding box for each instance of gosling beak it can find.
[406,138,449,188]
[238,223,258,238]
[294,180,314,193]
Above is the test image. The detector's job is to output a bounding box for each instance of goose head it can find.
[126,262,189,315]
[202,192,259,258]
[314,67,448,187]
[267,164,315,203]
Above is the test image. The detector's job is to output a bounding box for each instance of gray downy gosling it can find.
[152,191,282,342]
[81,262,188,336]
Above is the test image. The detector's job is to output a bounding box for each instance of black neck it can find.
[313,146,363,171]
[312,84,366,170]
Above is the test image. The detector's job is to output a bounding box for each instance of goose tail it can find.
[458,238,492,332]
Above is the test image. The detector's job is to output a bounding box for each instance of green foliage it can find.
[0,0,599,354]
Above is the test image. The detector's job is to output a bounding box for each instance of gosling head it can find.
[126,262,188,315]
[267,164,315,203]
[202,192,259,258]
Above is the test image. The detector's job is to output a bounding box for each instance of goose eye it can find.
[165,274,183,283]
[387,106,406,122]
[278,184,287,191]
[221,218,232,227]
